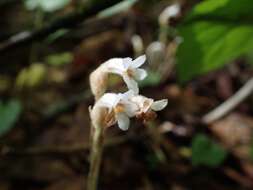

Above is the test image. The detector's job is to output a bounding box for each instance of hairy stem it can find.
[87,125,104,190]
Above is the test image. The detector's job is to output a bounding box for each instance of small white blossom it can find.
[94,90,138,131]
[159,4,180,26]
[130,95,168,115]
[92,91,168,129]
[105,55,147,94]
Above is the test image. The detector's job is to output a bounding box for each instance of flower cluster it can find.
[90,55,167,130]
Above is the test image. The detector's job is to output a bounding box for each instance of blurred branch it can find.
[0,0,124,55]
[42,90,92,120]
[0,135,128,157]
[0,122,179,157]
[56,15,125,41]
[202,77,253,124]
[0,0,18,6]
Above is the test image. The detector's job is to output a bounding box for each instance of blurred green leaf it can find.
[46,29,69,44]
[185,0,253,21]
[246,52,253,65]
[177,0,253,82]
[146,153,160,170]
[0,100,22,137]
[24,0,70,12]
[191,134,227,167]
[139,71,161,87]
[45,52,73,66]
[16,63,46,89]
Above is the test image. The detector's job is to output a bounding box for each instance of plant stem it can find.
[202,77,253,124]
[87,125,104,190]
[146,122,167,163]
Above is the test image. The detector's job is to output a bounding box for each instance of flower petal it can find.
[130,95,153,113]
[123,75,139,94]
[142,98,154,113]
[131,55,146,68]
[105,58,124,74]
[122,58,132,69]
[97,93,121,109]
[151,99,168,111]
[124,102,139,117]
[120,90,135,101]
[116,113,130,130]
[133,68,147,80]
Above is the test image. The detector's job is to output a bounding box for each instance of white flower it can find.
[94,90,138,130]
[130,95,168,115]
[159,4,181,26]
[105,55,147,94]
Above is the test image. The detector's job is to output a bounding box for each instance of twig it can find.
[0,0,122,54]
[0,0,17,6]
[223,167,253,188]
[146,122,167,163]
[202,77,253,124]
[57,15,124,41]
[42,90,92,120]
[0,135,128,157]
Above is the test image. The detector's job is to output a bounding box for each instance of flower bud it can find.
[89,64,108,101]
[90,104,116,130]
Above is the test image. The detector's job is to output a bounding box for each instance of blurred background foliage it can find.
[177,0,253,81]
[0,0,253,189]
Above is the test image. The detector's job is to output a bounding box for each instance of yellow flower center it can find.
[114,103,125,113]
[126,69,134,78]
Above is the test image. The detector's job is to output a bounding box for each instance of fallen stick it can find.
[0,0,122,54]
[202,77,253,124]
[0,135,128,156]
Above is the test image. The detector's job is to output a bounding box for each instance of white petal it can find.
[159,4,180,25]
[130,95,144,104]
[121,90,135,101]
[124,102,139,117]
[122,58,132,69]
[123,75,139,94]
[131,55,146,68]
[133,68,147,80]
[116,113,130,130]
[97,93,120,108]
[143,99,154,113]
[151,99,168,111]
[105,58,125,74]
[130,95,153,113]
[165,4,180,18]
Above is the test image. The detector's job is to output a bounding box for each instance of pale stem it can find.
[146,122,167,163]
[87,124,104,190]
[203,77,253,124]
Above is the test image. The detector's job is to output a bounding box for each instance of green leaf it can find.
[246,52,253,66]
[186,0,253,21]
[45,52,73,66]
[24,0,70,12]
[0,100,22,137]
[176,0,253,82]
[139,71,161,87]
[16,63,46,89]
[46,29,69,44]
[191,134,227,167]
